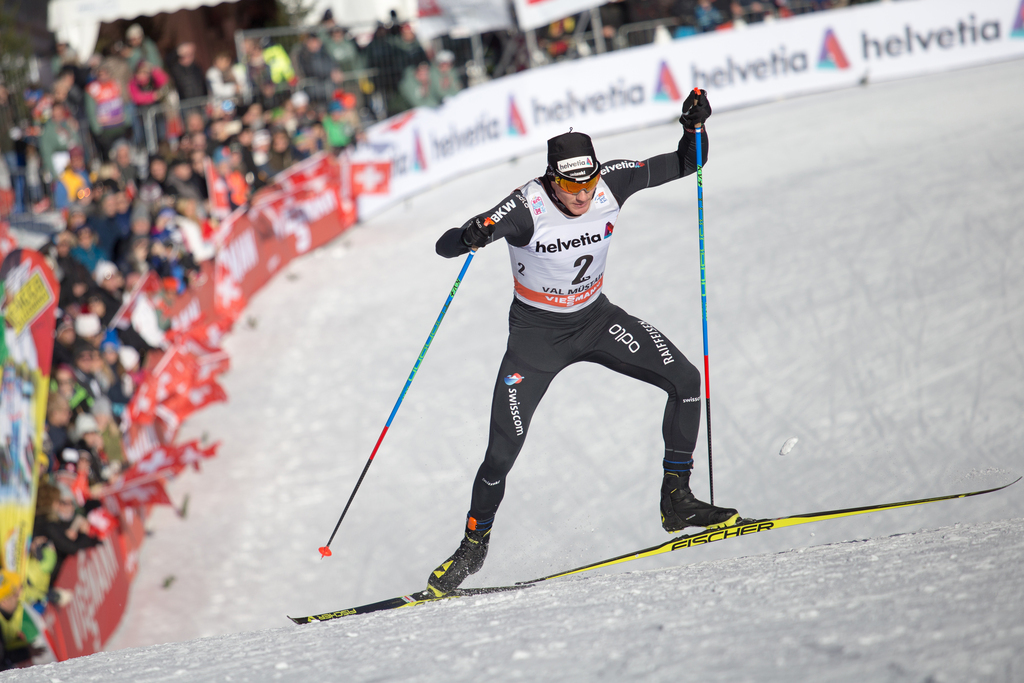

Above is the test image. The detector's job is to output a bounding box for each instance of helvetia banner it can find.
[354,0,1024,219]
[0,249,59,578]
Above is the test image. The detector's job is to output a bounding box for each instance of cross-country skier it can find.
[428,89,737,596]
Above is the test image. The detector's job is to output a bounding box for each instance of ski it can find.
[288,584,530,624]
[515,477,1021,585]
[289,477,1018,624]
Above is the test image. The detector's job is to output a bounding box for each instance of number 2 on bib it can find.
[572,254,593,284]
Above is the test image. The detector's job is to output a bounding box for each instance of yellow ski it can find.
[517,477,1020,585]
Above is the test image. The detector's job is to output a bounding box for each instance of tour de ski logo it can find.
[504,373,525,385]
[604,222,615,238]
[654,61,681,101]
[531,194,546,215]
[818,28,850,69]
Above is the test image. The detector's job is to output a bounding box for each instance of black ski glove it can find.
[680,88,712,129]
[459,215,494,250]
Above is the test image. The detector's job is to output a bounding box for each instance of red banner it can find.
[43,509,145,661]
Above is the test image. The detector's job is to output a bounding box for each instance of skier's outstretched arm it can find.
[602,88,712,205]
[435,189,535,258]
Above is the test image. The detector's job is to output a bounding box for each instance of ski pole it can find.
[692,89,714,505]
[319,249,477,558]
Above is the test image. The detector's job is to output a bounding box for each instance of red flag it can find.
[178,440,220,472]
[126,346,198,424]
[214,259,247,325]
[111,479,173,509]
[156,378,228,437]
[86,507,119,540]
[0,221,16,261]
[131,444,187,478]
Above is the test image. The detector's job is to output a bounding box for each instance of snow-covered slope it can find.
[18,57,1024,680]
[12,518,1024,682]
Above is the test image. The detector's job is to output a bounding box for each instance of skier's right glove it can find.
[460,216,494,250]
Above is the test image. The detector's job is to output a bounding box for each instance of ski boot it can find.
[660,471,739,533]
[427,525,490,597]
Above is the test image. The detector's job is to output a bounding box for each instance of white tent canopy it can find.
[48,0,418,62]
[47,0,218,61]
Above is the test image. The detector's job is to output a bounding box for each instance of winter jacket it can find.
[128,67,170,106]
[168,60,208,101]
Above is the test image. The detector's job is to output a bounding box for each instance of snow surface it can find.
[13,59,1024,681]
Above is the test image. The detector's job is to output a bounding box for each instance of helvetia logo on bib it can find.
[508,96,527,136]
[654,61,681,101]
[504,373,524,385]
[1013,0,1024,37]
[818,28,850,69]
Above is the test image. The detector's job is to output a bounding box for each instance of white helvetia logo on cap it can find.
[556,156,594,174]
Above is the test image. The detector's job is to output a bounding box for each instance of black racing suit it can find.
[436,127,709,532]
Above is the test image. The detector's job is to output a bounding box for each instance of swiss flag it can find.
[86,507,119,539]
[156,378,228,436]
[104,477,174,512]
[132,445,187,478]
[351,162,391,196]
[178,440,220,472]
[214,260,246,324]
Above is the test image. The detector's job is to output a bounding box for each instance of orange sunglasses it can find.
[552,174,600,194]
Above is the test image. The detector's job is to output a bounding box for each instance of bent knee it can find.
[668,357,701,399]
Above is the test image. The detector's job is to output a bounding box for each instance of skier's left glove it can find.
[680,88,712,129]
[460,216,494,250]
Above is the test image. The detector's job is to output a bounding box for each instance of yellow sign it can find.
[5,272,53,334]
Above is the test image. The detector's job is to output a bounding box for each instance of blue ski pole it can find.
[692,89,714,505]
[319,250,477,558]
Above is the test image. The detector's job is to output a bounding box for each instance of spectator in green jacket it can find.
[321,98,361,151]
[398,62,439,110]
[124,24,163,72]
[324,25,364,74]
[39,102,82,178]
[431,50,463,103]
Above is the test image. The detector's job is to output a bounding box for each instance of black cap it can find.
[547,131,599,182]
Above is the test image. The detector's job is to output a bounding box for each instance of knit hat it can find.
[93,260,119,283]
[74,313,102,338]
[118,345,140,371]
[546,131,600,182]
[74,412,100,438]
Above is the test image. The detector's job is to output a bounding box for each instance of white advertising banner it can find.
[512,0,607,32]
[418,0,515,41]
[356,0,1024,219]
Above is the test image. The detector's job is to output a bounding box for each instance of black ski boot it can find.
[427,526,490,597]
[661,471,739,533]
